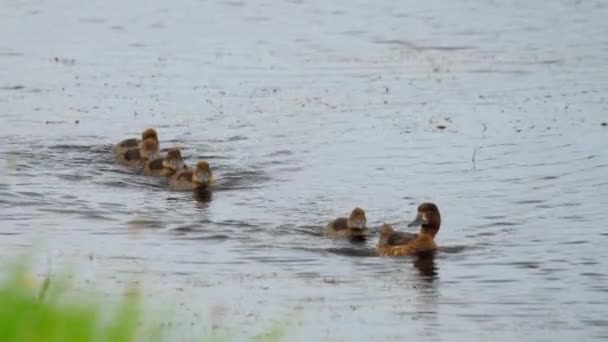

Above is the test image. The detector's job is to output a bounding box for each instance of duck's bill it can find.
[407,215,422,227]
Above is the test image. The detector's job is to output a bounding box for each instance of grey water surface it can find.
[1,0,608,340]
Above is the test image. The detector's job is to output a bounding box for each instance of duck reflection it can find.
[347,234,368,245]
[413,252,438,281]
[193,189,213,205]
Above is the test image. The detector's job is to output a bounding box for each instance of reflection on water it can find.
[192,189,213,206]
[413,254,438,280]
[1,0,608,340]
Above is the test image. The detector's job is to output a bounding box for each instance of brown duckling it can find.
[377,203,441,256]
[169,161,213,191]
[143,148,188,177]
[113,128,158,157]
[324,207,368,238]
[115,138,160,168]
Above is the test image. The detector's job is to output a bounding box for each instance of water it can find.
[1,0,608,340]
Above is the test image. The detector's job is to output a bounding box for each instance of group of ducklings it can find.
[113,128,213,191]
[114,129,442,257]
[325,203,442,256]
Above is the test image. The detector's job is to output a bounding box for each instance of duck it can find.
[377,202,441,256]
[143,148,188,177]
[115,138,160,168]
[324,207,368,238]
[169,161,213,191]
[113,128,158,157]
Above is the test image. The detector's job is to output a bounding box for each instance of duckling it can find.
[143,148,188,177]
[324,207,368,238]
[115,138,160,168]
[113,128,158,157]
[377,203,441,256]
[169,161,213,191]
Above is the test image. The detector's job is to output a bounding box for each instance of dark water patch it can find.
[0,232,21,236]
[497,59,563,66]
[37,208,87,215]
[89,231,128,235]
[481,214,507,220]
[538,175,559,180]
[468,69,530,75]
[215,170,271,190]
[169,229,232,242]
[248,255,321,265]
[166,224,201,232]
[373,39,476,51]
[324,247,378,257]
[78,17,106,23]
[438,245,471,254]
[265,150,293,157]
[0,85,25,90]
[560,215,586,221]
[512,199,544,205]
[57,173,92,181]
[126,218,165,229]
[582,320,608,326]
[214,219,260,229]
[48,144,94,152]
[17,191,44,197]
[503,261,541,269]
[4,200,47,208]
[288,226,325,237]
[559,240,589,245]
[173,234,231,241]
[580,272,604,277]
[227,135,248,142]
[80,212,115,221]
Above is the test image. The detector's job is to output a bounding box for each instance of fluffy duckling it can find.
[143,148,188,177]
[115,138,160,168]
[377,203,441,256]
[169,161,213,191]
[113,128,158,157]
[324,207,368,238]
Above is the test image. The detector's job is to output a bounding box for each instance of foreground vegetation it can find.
[0,263,147,342]
[0,262,292,342]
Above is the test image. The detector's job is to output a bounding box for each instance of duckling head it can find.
[407,202,441,237]
[347,207,367,230]
[140,139,160,161]
[162,148,185,171]
[141,128,158,143]
[193,161,213,186]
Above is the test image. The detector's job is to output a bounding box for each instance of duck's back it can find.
[324,217,348,236]
[378,233,436,256]
[118,138,139,148]
[116,147,142,167]
[143,158,165,175]
[113,138,139,156]
[169,170,196,190]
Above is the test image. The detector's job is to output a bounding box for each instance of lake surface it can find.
[1,0,608,340]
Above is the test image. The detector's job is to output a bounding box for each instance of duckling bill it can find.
[324,207,368,238]
[377,203,441,256]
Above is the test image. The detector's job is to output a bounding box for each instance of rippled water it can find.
[1,0,608,340]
